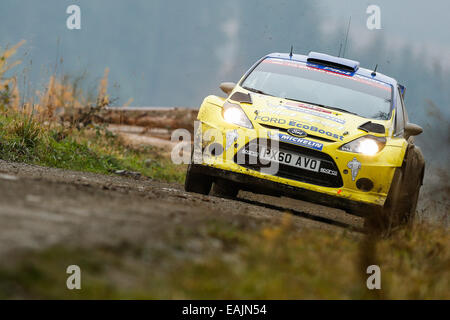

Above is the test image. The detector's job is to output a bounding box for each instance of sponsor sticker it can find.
[287,119,344,140]
[285,101,333,114]
[255,115,344,140]
[225,129,239,150]
[347,157,362,181]
[258,106,297,118]
[320,168,338,176]
[301,115,345,131]
[278,134,323,151]
[281,105,346,124]
[260,104,345,130]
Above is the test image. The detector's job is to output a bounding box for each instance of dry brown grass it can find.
[1,41,111,128]
[0,41,24,111]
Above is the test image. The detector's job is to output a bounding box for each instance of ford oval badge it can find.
[287,128,307,138]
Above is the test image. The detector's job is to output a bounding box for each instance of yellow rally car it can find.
[185,51,425,229]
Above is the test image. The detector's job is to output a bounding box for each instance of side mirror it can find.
[404,123,423,139]
[220,82,236,95]
[398,84,406,99]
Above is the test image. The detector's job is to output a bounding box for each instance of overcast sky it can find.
[1,0,449,106]
[318,0,450,69]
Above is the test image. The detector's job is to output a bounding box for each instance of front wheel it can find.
[184,164,213,195]
[210,178,239,199]
[364,167,421,234]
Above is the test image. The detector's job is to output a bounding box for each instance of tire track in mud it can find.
[0,160,364,259]
[236,196,363,231]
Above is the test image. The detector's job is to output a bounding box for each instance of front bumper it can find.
[190,164,378,216]
[195,117,403,209]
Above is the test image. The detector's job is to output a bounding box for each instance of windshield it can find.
[241,58,393,120]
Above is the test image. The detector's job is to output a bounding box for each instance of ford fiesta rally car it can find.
[185,51,425,230]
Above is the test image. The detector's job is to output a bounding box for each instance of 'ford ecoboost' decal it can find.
[255,115,344,140]
[279,134,323,151]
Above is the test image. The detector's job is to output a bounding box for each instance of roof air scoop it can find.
[307,52,360,73]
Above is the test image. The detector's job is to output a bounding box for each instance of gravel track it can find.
[0,160,363,259]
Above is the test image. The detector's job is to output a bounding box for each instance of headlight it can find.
[222,101,253,129]
[339,135,386,156]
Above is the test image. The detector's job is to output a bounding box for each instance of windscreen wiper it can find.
[285,97,359,116]
[242,86,273,97]
[285,97,327,108]
[322,106,359,116]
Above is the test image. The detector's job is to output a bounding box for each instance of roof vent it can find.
[307,52,360,73]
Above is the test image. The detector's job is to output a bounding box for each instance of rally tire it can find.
[364,166,421,235]
[211,178,239,199]
[184,164,213,195]
[402,181,420,226]
[364,167,406,234]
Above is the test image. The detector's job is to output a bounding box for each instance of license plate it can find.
[249,145,321,172]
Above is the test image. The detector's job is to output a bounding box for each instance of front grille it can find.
[233,138,343,188]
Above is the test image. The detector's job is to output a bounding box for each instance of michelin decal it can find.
[278,134,324,151]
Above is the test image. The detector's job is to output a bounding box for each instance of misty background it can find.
[1,0,449,213]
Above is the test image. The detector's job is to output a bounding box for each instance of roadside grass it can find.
[0,113,186,183]
[0,218,448,299]
[0,41,185,183]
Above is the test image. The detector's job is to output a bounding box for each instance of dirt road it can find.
[0,160,363,259]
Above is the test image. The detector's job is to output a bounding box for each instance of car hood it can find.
[239,93,391,143]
